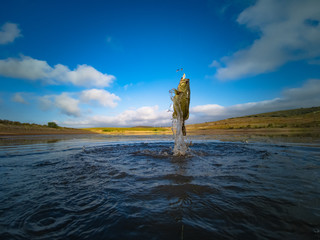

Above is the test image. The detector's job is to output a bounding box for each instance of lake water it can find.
[0,134,319,239]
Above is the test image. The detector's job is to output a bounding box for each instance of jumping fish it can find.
[172,73,190,136]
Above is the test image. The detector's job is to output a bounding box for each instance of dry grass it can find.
[186,107,320,135]
[83,127,172,135]
[0,120,94,136]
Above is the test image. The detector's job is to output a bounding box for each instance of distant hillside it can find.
[244,106,320,118]
[187,106,320,134]
[0,119,94,136]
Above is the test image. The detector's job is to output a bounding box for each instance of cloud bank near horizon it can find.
[62,105,171,128]
[58,79,320,128]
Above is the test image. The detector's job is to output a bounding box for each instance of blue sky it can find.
[0,0,320,127]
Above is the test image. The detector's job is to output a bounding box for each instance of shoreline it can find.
[83,127,320,136]
[0,130,97,137]
[0,129,319,145]
[1,127,319,137]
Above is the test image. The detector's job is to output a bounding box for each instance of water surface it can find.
[0,135,319,239]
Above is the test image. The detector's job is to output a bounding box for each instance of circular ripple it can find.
[22,207,73,236]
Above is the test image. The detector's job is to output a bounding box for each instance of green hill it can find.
[0,119,94,136]
[245,106,320,118]
[187,106,320,134]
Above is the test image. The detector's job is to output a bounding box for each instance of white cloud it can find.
[0,55,115,87]
[38,88,120,117]
[38,93,81,117]
[214,0,320,80]
[0,22,22,44]
[55,93,81,117]
[0,56,52,80]
[54,64,115,87]
[63,105,172,128]
[80,89,120,108]
[283,79,320,104]
[190,79,320,122]
[191,104,225,116]
[12,92,28,104]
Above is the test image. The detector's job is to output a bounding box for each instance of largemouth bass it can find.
[172,73,190,136]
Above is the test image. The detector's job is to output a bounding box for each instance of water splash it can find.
[170,88,189,156]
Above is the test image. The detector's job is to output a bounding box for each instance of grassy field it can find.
[0,120,94,136]
[84,127,172,135]
[186,106,320,136]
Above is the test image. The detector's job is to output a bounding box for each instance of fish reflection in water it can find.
[0,138,319,240]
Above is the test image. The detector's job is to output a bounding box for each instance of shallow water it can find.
[0,135,319,239]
